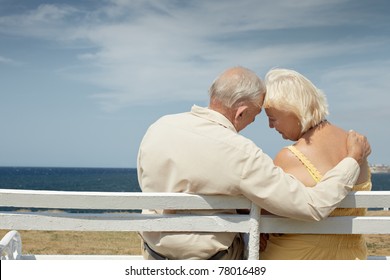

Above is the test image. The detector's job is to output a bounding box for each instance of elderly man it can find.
[137,66,371,260]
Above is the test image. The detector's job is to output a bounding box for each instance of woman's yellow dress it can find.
[260,146,372,260]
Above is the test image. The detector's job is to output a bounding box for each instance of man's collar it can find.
[190,105,237,132]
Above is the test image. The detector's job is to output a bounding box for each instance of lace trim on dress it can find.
[286,145,322,183]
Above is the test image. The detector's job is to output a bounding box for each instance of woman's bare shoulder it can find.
[274,146,316,186]
[274,147,301,172]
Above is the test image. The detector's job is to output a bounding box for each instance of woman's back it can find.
[275,121,369,187]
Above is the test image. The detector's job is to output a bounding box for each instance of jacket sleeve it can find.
[239,150,360,221]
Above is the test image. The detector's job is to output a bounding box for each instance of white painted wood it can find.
[2,212,389,234]
[1,189,389,210]
[0,212,250,232]
[0,230,22,260]
[260,215,390,234]
[338,191,390,208]
[247,203,260,260]
[0,189,251,210]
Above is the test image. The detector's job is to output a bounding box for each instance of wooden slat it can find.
[0,189,251,210]
[1,212,390,234]
[0,212,250,232]
[260,215,390,234]
[338,191,390,208]
[1,189,390,210]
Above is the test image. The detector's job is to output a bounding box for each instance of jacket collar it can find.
[190,105,237,133]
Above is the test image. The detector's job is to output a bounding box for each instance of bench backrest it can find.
[1,189,390,260]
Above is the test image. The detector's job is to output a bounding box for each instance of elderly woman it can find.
[260,68,372,260]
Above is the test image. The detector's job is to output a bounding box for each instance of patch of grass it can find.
[0,230,142,255]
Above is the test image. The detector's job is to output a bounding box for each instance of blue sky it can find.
[1,0,389,168]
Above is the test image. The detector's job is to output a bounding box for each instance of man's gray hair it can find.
[209,66,265,107]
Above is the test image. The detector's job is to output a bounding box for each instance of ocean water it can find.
[0,167,141,192]
[370,173,390,191]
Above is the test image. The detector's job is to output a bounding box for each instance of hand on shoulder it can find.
[346,130,371,165]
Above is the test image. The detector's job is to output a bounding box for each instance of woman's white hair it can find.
[264,68,329,133]
[209,66,265,107]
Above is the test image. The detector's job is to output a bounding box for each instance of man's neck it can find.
[209,99,235,125]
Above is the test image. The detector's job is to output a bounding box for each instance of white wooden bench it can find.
[1,189,390,260]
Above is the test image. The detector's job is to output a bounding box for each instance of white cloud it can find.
[1,0,388,112]
[0,55,13,64]
[0,55,20,66]
[27,4,76,22]
[0,4,78,38]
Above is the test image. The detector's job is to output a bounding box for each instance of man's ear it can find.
[232,105,250,132]
[234,105,249,122]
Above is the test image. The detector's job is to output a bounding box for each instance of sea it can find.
[0,167,141,193]
[0,166,389,212]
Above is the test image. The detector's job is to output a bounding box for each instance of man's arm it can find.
[240,131,371,221]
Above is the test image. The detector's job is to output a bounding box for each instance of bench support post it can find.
[247,203,260,260]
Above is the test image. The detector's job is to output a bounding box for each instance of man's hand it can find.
[346,130,371,165]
